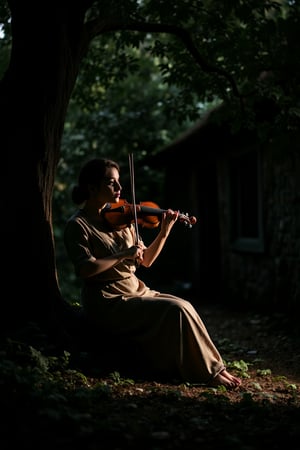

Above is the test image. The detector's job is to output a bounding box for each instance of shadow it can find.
[1,384,300,450]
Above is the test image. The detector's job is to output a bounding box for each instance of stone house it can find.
[142,106,300,317]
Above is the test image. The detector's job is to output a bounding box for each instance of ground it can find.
[2,302,300,449]
[199,302,300,386]
[70,303,300,449]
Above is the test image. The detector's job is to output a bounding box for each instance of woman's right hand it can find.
[125,244,145,263]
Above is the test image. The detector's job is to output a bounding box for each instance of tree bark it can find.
[0,2,87,338]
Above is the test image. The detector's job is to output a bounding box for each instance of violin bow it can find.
[128,152,140,245]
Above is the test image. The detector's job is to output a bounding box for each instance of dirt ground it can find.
[75,302,300,449]
[2,301,300,450]
[198,302,300,385]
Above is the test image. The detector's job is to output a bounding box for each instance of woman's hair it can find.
[71,158,120,205]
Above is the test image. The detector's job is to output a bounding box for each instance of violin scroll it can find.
[177,212,197,228]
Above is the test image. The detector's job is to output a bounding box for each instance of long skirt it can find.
[80,285,225,383]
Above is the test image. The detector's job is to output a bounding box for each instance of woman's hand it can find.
[160,209,179,236]
[125,244,145,264]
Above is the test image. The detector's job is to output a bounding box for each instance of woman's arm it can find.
[141,210,178,267]
[78,245,143,279]
[64,218,144,280]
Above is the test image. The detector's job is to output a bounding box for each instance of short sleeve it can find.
[64,218,96,277]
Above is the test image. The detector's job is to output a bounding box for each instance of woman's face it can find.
[96,166,122,204]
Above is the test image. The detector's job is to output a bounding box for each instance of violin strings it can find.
[128,152,139,244]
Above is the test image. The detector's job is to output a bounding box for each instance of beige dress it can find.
[64,210,225,383]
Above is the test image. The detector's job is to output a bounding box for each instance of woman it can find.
[64,158,241,388]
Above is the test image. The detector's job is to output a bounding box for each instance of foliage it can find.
[1,1,299,168]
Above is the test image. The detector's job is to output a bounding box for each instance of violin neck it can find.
[138,205,165,216]
[104,204,165,216]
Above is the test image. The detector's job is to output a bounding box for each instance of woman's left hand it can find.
[160,209,179,234]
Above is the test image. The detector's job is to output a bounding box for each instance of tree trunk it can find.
[0,2,87,339]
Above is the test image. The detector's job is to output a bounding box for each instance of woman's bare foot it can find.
[210,369,242,389]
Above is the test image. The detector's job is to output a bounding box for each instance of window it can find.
[229,148,264,252]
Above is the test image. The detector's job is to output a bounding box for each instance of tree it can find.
[0,0,299,339]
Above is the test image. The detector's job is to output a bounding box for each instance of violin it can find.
[102,199,197,230]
